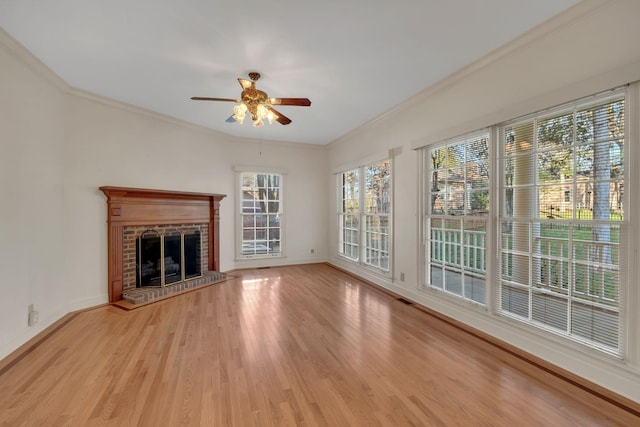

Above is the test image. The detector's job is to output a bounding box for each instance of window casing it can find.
[424,131,490,304]
[238,172,283,259]
[421,88,629,356]
[498,93,625,352]
[338,168,360,260]
[338,160,392,272]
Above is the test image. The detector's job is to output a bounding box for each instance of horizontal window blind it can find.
[498,92,626,353]
[425,131,490,305]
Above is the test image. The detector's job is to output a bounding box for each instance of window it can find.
[338,168,360,260]
[420,87,628,355]
[239,172,282,258]
[499,92,625,352]
[338,160,392,272]
[424,131,489,304]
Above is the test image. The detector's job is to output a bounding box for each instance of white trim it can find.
[336,158,393,278]
[335,0,607,150]
[418,85,633,357]
[234,170,285,261]
[233,165,289,174]
[410,64,640,151]
[624,82,639,369]
[332,149,393,174]
[0,26,68,92]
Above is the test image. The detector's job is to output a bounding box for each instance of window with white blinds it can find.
[498,92,626,353]
[421,87,628,355]
[425,131,490,304]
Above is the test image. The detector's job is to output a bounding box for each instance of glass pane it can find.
[537,112,574,149]
[505,254,529,286]
[463,219,486,274]
[533,257,568,293]
[243,229,254,240]
[364,161,390,215]
[444,267,463,296]
[184,231,201,279]
[532,291,567,331]
[163,234,181,285]
[464,273,485,304]
[468,189,489,214]
[573,224,620,264]
[430,265,443,289]
[138,233,161,286]
[504,122,534,156]
[539,185,572,219]
[571,302,618,348]
[501,284,529,318]
[466,137,489,188]
[431,146,455,169]
[268,215,280,227]
[537,148,573,184]
[576,99,625,143]
[535,223,569,257]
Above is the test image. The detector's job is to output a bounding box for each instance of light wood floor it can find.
[0,264,638,426]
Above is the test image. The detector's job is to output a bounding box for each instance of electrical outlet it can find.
[28,304,39,326]
[310,248,315,254]
[400,272,405,282]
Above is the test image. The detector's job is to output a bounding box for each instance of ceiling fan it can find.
[191,72,311,127]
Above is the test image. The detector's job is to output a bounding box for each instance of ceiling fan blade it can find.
[225,115,236,123]
[268,98,311,107]
[238,78,253,89]
[265,105,292,125]
[191,97,239,102]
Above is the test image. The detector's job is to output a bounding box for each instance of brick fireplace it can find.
[100,187,226,302]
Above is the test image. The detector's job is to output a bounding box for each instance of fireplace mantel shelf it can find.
[100,186,226,302]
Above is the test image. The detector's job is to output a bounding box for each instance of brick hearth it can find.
[121,270,226,304]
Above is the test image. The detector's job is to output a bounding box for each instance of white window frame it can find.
[423,130,491,306]
[235,168,285,260]
[419,86,633,357]
[337,158,393,275]
[338,167,360,261]
[497,89,627,354]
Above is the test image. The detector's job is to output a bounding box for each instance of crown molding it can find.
[328,0,607,149]
[0,26,69,92]
[1,26,327,151]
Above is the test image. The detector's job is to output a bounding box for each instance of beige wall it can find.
[2,0,640,405]
[0,31,68,358]
[0,28,328,360]
[327,0,640,403]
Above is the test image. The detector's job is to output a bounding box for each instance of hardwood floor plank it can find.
[0,264,638,426]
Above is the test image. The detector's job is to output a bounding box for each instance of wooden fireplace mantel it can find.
[100,186,226,302]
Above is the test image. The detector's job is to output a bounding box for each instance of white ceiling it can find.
[0,0,580,145]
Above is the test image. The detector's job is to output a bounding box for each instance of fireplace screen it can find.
[136,228,202,287]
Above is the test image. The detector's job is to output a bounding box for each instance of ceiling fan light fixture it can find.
[232,103,247,124]
[266,109,277,124]
[249,103,276,127]
[191,72,310,127]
